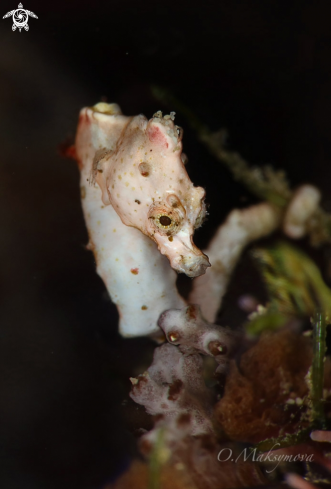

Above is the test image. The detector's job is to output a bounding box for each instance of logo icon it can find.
[3,3,38,32]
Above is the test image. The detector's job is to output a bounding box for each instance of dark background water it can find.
[1,1,331,488]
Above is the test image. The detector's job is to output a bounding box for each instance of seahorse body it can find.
[75,103,187,337]
[75,102,209,336]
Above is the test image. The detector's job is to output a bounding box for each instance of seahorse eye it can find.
[148,203,183,236]
[159,215,172,227]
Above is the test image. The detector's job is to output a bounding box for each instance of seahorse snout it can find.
[154,230,211,278]
[166,243,211,277]
[177,252,211,278]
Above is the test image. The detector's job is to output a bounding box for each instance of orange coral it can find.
[214,330,313,443]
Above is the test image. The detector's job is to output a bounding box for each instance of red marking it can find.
[58,140,82,169]
[58,138,83,169]
[147,125,168,148]
[186,304,198,320]
[58,137,77,159]
[131,268,139,275]
[65,145,77,160]
[78,111,91,125]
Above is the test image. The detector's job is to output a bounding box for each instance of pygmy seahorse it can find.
[74,102,209,336]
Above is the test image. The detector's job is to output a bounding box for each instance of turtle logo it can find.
[3,3,38,32]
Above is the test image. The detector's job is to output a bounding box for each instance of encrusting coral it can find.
[214,329,314,443]
[129,343,214,436]
[189,202,282,322]
[283,185,321,239]
[158,304,238,373]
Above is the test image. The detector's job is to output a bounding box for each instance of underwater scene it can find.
[1,2,331,488]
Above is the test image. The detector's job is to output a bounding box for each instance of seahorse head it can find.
[83,104,210,278]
